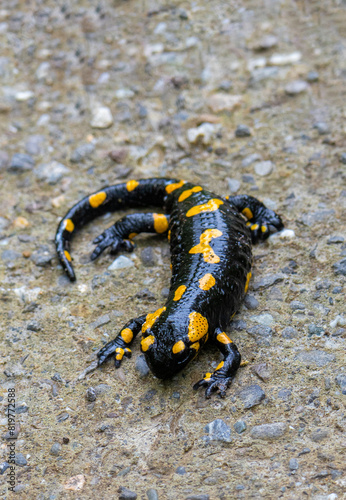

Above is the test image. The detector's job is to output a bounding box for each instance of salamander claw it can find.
[91,228,135,260]
[193,374,232,398]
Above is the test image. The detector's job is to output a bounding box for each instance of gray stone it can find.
[235,124,251,137]
[86,387,97,402]
[27,320,41,332]
[251,363,271,382]
[238,384,265,409]
[315,279,331,290]
[313,122,330,135]
[108,256,134,271]
[295,350,335,367]
[253,273,285,290]
[15,453,27,466]
[254,160,274,176]
[327,235,344,244]
[244,294,259,310]
[185,496,210,500]
[175,466,186,475]
[335,374,346,390]
[35,161,70,184]
[304,209,335,226]
[90,314,111,329]
[307,71,319,82]
[285,80,308,95]
[118,486,137,500]
[281,326,298,338]
[146,489,159,500]
[250,422,287,440]
[340,152,346,164]
[31,247,54,267]
[242,174,255,184]
[50,443,62,456]
[310,429,329,442]
[254,34,278,50]
[70,143,95,163]
[1,249,21,261]
[250,67,279,84]
[25,135,45,155]
[140,247,158,267]
[94,384,111,396]
[308,324,324,336]
[242,153,262,167]
[91,106,113,128]
[226,177,240,193]
[204,419,231,443]
[290,300,305,310]
[278,388,292,401]
[233,420,247,434]
[289,458,299,470]
[0,462,10,474]
[135,355,150,377]
[0,151,9,170]
[247,325,273,338]
[8,153,35,172]
[333,258,346,276]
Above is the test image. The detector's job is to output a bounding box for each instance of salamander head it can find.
[140,321,199,380]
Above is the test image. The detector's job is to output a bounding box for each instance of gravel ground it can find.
[0,1,345,499]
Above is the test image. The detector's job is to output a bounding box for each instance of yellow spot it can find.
[153,214,169,233]
[64,219,74,232]
[121,328,133,344]
[190,342,200,351]
[189,229,222,264]
[141,335,155,352]
[186,198,223,217]
[115,347,124,361]
[64,250,72,262]
[216,332,232,344]
[165,180,185,194]
[142,307,166,333]
[167,230,171,241]
[126,180,139,192]
[129,232,137,240]
[261,225,267,233]
[251,223,259,231]
[244,272,252,293]
[216,361,224,371]
[172,340,185,354]
[178,186,203,202]
[199,273,216,291]
[89,191,107,208]
[246,221,251,226]
[204,372,212,381]
[242,207,253,220]
[225,195,229,200]
[188,311,209,343]
[173,285,186,301]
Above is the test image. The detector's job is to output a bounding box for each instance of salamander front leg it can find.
[91,213,170,260]
[193,328,241,398]
[97,315,146,368]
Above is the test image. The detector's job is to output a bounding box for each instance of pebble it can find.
[252,273,285,290]
[186,496,209,500]
[242,153,262,167]
[1,249,21,261]
[254,160,274,176]
[268,287,283,301]
[70,143,95,163]
[0,150,9,170]
[281,326,298,339]
[25,135,45,155]
[176,466,186,475]
[90,106,113,128]
[308,324,324,337]
[269,52,302,65]
[108,255,134,271]
[50,443,62,456]
[8,153,35,172]
[254,34,278,50]
[250,422,287,440]
[332,258,346,276]
[90,314,111,329]
[235,124,251,137]
[315,279,331,290]
[310,429,329,442]
[242,174,255,184]
[31,247,54,267]
[234,420,247,434]
[226,178,240,193]
[207,93,242,113]
[204,419,231,443]
[335,374,346,391]
[250,313,273,326]
[285,80,308,95]
[86,387,97,402]
[118,486,137,500]
[313,122,330,135]
[187,122,218,145]
[247,325,273,339]
[35,161,70,184]
[115,88,135,99]
[327,235,344,244]
[64,475,85,491]
[329,315,345,328]
[250,67,278,84]
[307,70,319,82]
[251,363,271,382]
[146,489,159,500]
[27,320,41,332]
[140,247,158,267]
[340,152,346,164]
[15,90,34,101]
[295,350,335,367]
[108,148,128,163]
[277,388,292,401]
[238,384,265,409]
[244,294,259,310]
[15,453,27,466]
[0,462,10,474]
[135,355,150,377]
[290,300,305,310]
[289,458,299,470]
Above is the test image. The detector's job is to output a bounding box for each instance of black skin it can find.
[55,178,284,398]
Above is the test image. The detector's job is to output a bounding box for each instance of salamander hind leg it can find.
[193,328,241,398]
[97,315,146,368]
[91,212,170,261]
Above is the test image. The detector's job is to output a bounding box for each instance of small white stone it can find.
[187,123,218,145]
[247,57,267,71]
[250,313,274,326]
[15,90,34,101]
[285,80,308,95]
[90,106,113,128]
[329,315,345,329]
[36,62,50,80]
[269,51,302,65]
[36,114,50,126]
[207,93,242,113]
[115,88,135,99]
[226,178,240,193]
[108,255,134,271]
[144,43,164,58]
[254,160,274,176]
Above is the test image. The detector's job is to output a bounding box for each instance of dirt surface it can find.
[0,1,345,499]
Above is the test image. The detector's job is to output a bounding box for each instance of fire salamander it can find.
[55,178,283,397]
